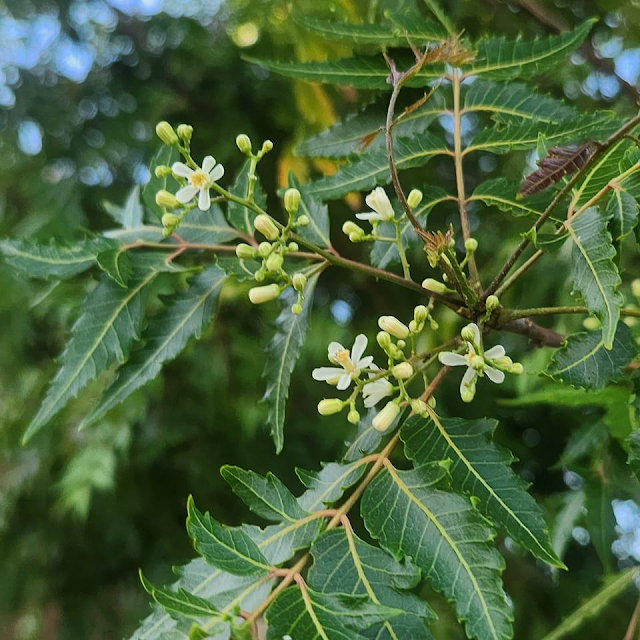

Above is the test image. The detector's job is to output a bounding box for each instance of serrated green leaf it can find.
[362,463,513,640]
[387,9,449,41]
[469,178,554,219]
[297,93,445,159]
[627,431,640,482]
[402,414,562,568]
[420,0,456,35]
[467,20,595,80]
[247,53,445,90]
[265,586,400,640]
[308,529,436,640]
[221,466,310,523]
[550,490,586,567]
[546,322,636,390]
[0,237,106,280]
[262,278,318,452]
[567,207,623,349]
[104,225,168,243]
[467,114,616,155]
[296,461,366,512]
[464,80,576,124]
[96,247,133,287]
[186,496,272,577]
[23,253,173,443]
[308,132,448,200]
[144,146,178,221]
[227,160,267,237]
[607,189,639,242]
[179,205,240,244]
[294,14,404,45]
[81,265,227,428]
[288,175,331,247]
[556,422,607,468]
[103,186,144,228]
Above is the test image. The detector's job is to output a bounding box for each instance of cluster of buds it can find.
[235,133,274,162]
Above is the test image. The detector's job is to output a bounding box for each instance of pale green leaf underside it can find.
[567,207,623,349]
[362,463,513,640]
[607,189,639,241]
[469,178,554,219]
[82,265,227,427]
[296,461,366,512]
[402,414,563,568]
[96,247,132,287]
[546,322,636,390]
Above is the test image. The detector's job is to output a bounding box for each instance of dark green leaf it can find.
[296,461,366,512]
[387,9,449,41]
[627,431,640,482]
[469,178,554,219]
[96,247,133,287]
[103,186,144,228]
[179,205,240,244]
[293,14,404,45]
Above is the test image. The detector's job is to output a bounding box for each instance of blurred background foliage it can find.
[2,0,640,638]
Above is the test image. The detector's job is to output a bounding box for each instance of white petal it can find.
[209,164,225,182]
[172,162,193,178]
[202,155,216,173]
[328,342,344,360]
[484,345,505,359]
[438,352,467,367]
[485,366,505,384]
[337,373,352,391]
[176,185,198,203]
[357,355,374,370]
[366,187,394,220]
[198,188,211,211]
[468,323,481,344]
[312,367,342,381]
[460,367,477,396]
[355,212,381,221]
[351,334,367,363]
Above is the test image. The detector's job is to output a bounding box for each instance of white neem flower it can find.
[356,187,395,222]
[312,334,374,391]
[362,365,393,408]
[172,155,224,211]
[438,323,506,402]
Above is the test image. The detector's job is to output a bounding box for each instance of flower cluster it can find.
[312,306,438,434]
[438,322,523,403]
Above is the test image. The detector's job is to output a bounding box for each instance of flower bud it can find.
[430,318,439,330]
[287,242,299,252]
[469,354,485,371]
[461,324,478,343]
[155,190,180,209]
[633,279,640,298]
[392,362,414,380]
[407,189,423,208]
[422,278,449,294]
[511,362,524,375]
[236,133,252,155]
[258,242,272,257]
[155,121,178,145]
[161,213,180,230]
[397,340,406,349]
[317,398,343,416]
[292,303,303,315]
[414,305,428,324]
[494,355,513,369]
[410,398,428,415]
[176,124,193,142]
[254,214,279,240]
[296,215,310,226]
[485,295,500,312]
[261,140,274,154]
[154,165,172,178]
[428,395,436,408]
[292,273,307,292]
[372,401,400,432]
[464,237,478,252]
[235,243,257,260]
[284,188,301,214]
[347,409,360,425]
[461,384,476,403]
[265,253,284,272]
[254,269,266,282]
[342,221,364,240]
[378,316,409,339]
[377,331,391,349]
[409,320,418,333]
[248,284,281,305]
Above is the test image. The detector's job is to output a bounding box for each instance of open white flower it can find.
[312,334,374,391]
[172,156,224,211]
[438,323,506,402]
[356,187,395,222]
[362,365,393,408]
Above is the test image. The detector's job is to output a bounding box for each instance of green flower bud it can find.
[464,237,478,252]
[154,165,172,178]
[377,331,391,349]
[258,242,272,257]
[292,273,307,292]
[284,188,301,214]
[296,215,310,226]
[254,269,266,282]
[235,243,257,260]
[155,190,180,209]
[254,214,279,241]
[461,324,478,343]
[396,340,406,350]
[421,278,449,294]
[469,354,485,371]
[485,295,500,311]
[261,139,274,154]
[287,242,299,252]
[392,362,414,379]
[378,316,409,339]
[291,303,303,315]
[429,318,439,331]
[582,316,600,331]
[176,124,193,142]
[236,134,252,155]
[317,398,343,416]
[631,279,640,298]
[511,362,524,375]
[409,320,418,333]
[407,189,423,208]
[410,398,428,416]
[248,283,281,305]
[372,401,400,432]
[161,213,180,229]
[155,121,178,145]
[494,355,513,369]
[347,409,361,425]
[414,305,428,324]
[461,384,476,403]
[266,253,284,272]
[428,395,436,408]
